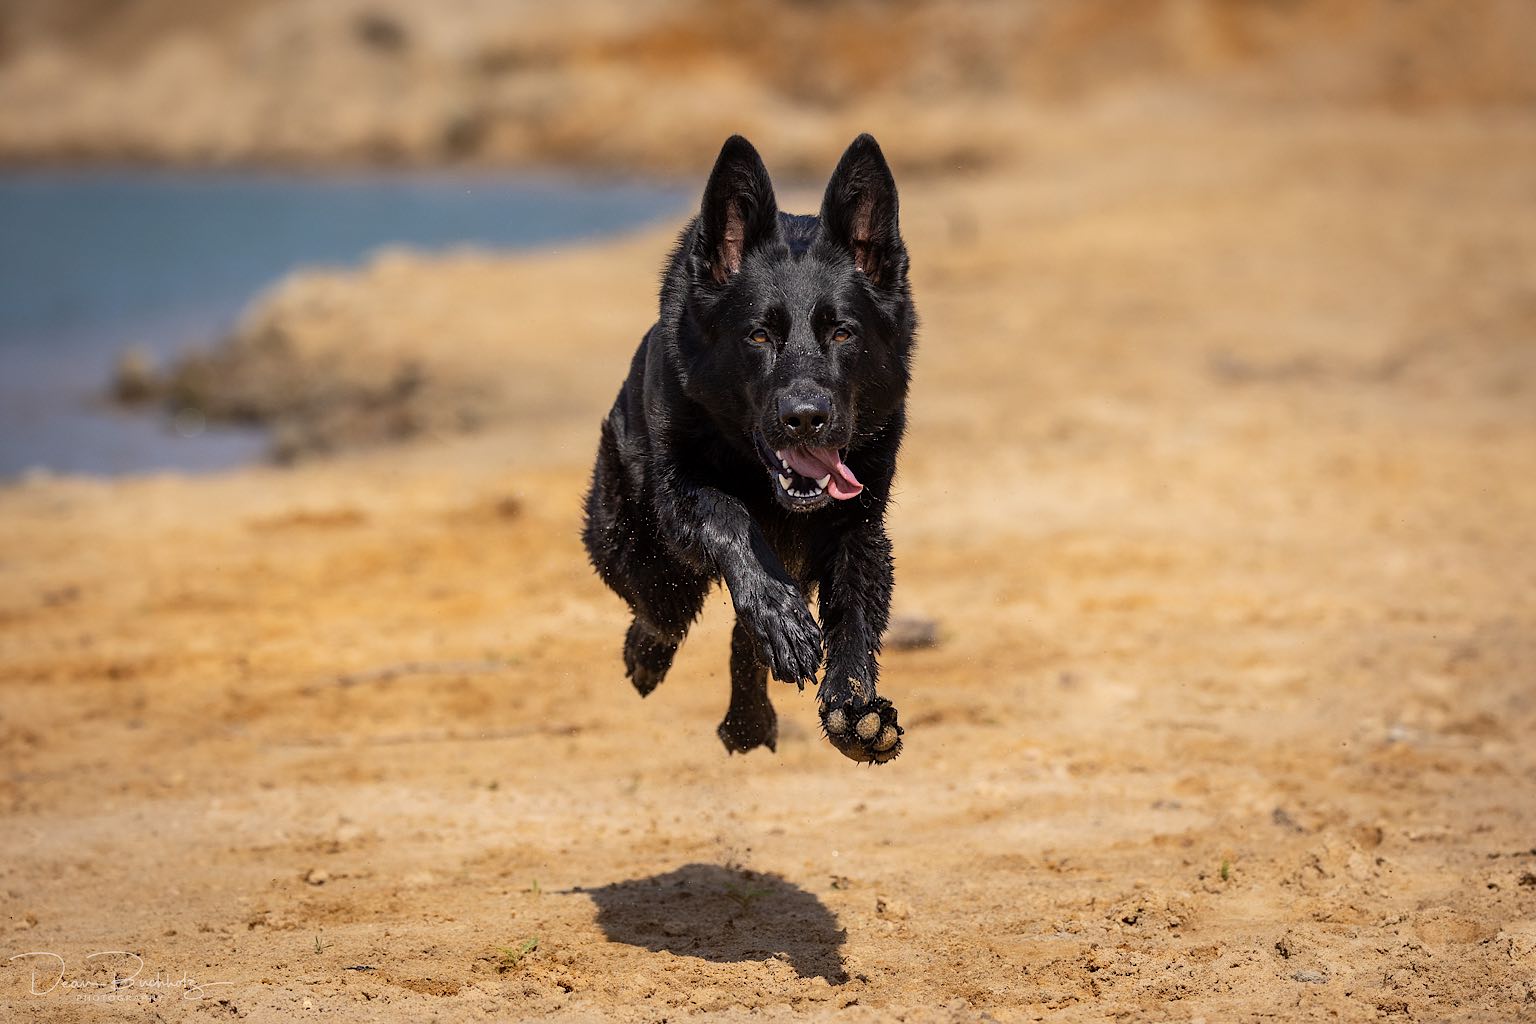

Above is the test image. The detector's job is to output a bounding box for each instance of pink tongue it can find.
[779,447,863,500]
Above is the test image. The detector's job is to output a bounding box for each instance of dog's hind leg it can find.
[621,566,709,697]
[623,616,682,697]
[589,513,708,698]
[717,618,777,754]
[584,409,710,698]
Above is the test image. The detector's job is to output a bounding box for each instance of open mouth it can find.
[754,433,864,509]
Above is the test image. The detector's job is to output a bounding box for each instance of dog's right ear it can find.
[693,135,779,287]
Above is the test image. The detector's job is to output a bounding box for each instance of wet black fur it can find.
[581,134,915,763]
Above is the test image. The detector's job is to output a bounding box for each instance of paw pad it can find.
[819,694,903,765]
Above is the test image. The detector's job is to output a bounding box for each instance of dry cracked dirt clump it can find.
[3,108,1536,1020]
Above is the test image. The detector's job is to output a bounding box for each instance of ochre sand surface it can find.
[4,112,1536,1020]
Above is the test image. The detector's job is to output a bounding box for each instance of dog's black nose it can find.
[778,395,830,441]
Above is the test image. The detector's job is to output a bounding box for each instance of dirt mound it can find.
[128,236,669,460]
[139,252,507,462]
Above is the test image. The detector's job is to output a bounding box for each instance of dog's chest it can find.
[754,513,823,581]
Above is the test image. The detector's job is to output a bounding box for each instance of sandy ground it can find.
[4,109,1536,1021]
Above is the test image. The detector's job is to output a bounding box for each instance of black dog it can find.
[581,134,915,764]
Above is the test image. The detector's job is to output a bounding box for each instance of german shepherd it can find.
[582,134,914,764]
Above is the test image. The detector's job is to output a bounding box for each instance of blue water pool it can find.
[0,170,689,478]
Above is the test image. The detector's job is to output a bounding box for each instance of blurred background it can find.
[4,0,1534,169]
[2,0,1534,476]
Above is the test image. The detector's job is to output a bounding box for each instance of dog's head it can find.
[678,134,913,513]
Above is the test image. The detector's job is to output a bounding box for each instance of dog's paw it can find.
[737,579,822,687]
[820,694,903,764]
[623,619,679,697]
[717,702,778,755]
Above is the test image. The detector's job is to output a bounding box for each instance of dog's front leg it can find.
[815,521,903,763]
[657,483,823,687]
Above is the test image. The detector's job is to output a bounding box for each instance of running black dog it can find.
[582,134,915,764]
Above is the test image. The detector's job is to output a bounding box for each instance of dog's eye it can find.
[831,327,853,343]
[748,328,770,344]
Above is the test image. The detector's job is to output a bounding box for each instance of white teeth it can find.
[778,466,828,500]
[781,458,791,470]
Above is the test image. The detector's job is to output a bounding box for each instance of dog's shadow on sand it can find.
[579,863,847,983]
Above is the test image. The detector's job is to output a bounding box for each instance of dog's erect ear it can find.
[695,135,779,286]
[819,134,906,288]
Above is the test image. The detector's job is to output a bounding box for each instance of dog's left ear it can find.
[819,134,907,289]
